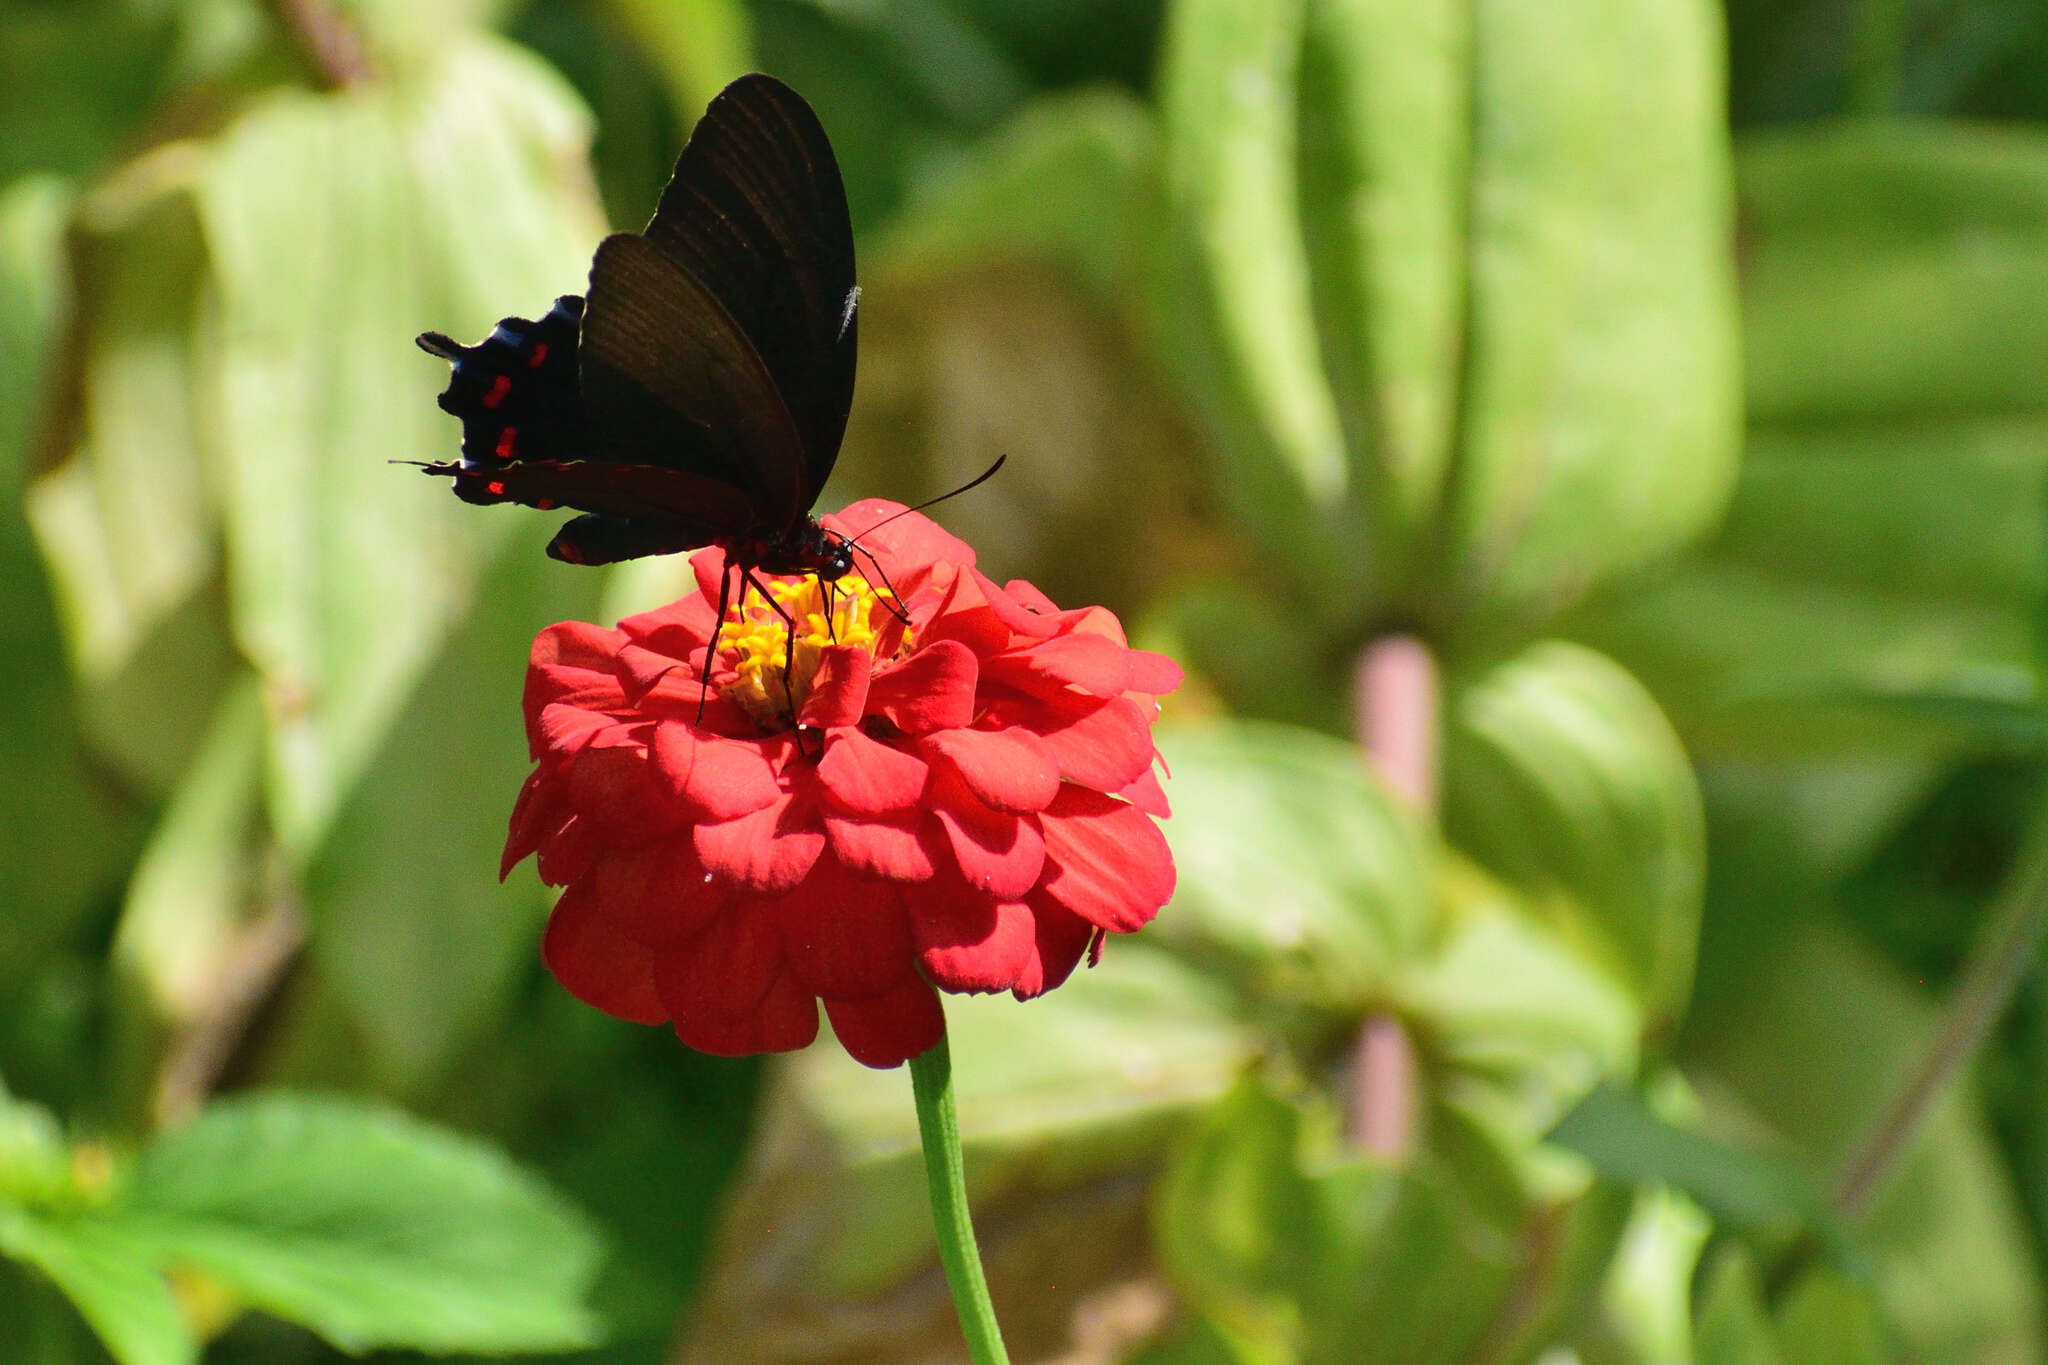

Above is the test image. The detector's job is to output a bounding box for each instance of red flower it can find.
[503,501,1181,1068]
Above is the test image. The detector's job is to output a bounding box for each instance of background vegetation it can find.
[5,0,2048,1361]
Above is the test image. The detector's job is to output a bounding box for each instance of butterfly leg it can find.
[848,543,913,627]
[697,560,738,725]
[736,564,802,725]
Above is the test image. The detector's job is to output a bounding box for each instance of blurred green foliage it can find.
[7,0,2048,1361]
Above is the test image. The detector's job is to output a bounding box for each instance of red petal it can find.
[982,632,1132,697]
[912,895,1035,993]
[823,977,945,1069]
[535,702,616,763]
[566,735,683,842]
[917,572,1014,657]
[651,901,783,1021]
[694,795,826,895]
[824,811,940,881]
[931,772,1045,899]
[541,884,668,1024]
[616,642,692,701]
[1117,766,1171,819]
[651,726,780,821]
[1126,650,1183,696]
[535,813,598,885]
[919,726,1061,813]
[798,646,871,729]
[969,569,1074,639]
[586,838,726,947]
[1038,786,1175,932]
[818,728,928,815]
[1014,893,1096,998]
[869,639,978,733]
[690,546,731,605]
[619,592,718,655]
[503,768,565,880]
[1015,693,1154,792]
[773,857,914,998]
[671,968,819,1057]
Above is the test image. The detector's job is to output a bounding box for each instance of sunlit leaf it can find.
[1296,0,1468,561]
[117,1092,603,1354]
[0,1209,194,1365]
[1156,0,1360,599]
[1155,720,1434,1015]
[194,37,599,854]
[597,0,752,123]
[1443,641,1705,1034]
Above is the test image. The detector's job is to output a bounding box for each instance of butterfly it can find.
[415,73,861,589]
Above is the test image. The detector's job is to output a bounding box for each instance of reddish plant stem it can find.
[1346,636,1437,1158]
[264,0,370,89]
[1834,795,2048,1215]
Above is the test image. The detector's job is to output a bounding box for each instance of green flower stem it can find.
[1835,793,2048,1215]
[908,1029,1009,1364]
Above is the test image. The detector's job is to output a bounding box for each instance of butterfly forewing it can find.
[639,73,857,508]
[579,232,809,525]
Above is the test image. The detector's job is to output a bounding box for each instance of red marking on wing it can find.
[496,427,518,460]
[535,498,558,511]
[482,374,512,409]
[487,479,507,496]
[527,343,549,368]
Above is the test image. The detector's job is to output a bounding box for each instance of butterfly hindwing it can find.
[639,73,857,509]
[417,296,584,470]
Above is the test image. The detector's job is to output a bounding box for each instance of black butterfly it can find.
[415,73,860,586]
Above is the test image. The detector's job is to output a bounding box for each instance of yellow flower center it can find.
[720,573,904,728]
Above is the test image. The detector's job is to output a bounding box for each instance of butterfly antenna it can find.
[842,455,1007,551]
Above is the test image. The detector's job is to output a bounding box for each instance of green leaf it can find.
[1571,125,2048,760]
[1153,1074,1525,1365]
[1406,861,1642,1141]
[1443,641,1705,1034]
[303,528,598,1094]
[1440,0,1740,621]
[1156,0,1360,596]
[596,0,753,123]
[0,174,135,986]
[875,87,1163,314]
[1694,1247,1783,1365]
[1296,0,1469,561]
[1771,1267,1891,1365]
[0,1208,194,1365]
[1154,0,1740,630]
[1154,720,1434,1015]
[1548,1084,1831,1237]
[193,37,600,854]
[117,1092,603,1354]
[109,681,264,1030]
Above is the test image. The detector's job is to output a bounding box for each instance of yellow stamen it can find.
[719,573,906,728]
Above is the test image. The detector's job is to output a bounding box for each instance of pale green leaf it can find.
[118,1092,602,1354]
[1771,1268,1891,1365]
[1297,0,1469,558]
[110,681,263,1028]
[1443,641,1705,1033]
[195,37,599,854]
[1154,720,1434,1015]
[1156,0,1361,597]
[1694,1248,1783,1365]
[1443,0,1741,620]
[0,1209,194,1365]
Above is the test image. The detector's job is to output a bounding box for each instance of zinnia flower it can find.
[502,501,1181,1068]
